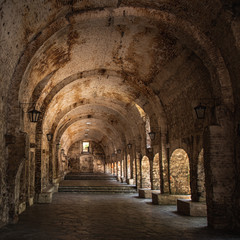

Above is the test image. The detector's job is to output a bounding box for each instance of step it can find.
[65,175,117,180]
[58,186,137,193]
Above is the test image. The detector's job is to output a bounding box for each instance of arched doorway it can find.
[141,156,151,189]
[170,149,190,194]
[152,153,160,190]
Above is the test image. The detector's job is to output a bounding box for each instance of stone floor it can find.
[0,192,239,240]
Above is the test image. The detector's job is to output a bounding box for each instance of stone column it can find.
[160,131,170,193]
[204,119,235,229]
[136,152,142,189]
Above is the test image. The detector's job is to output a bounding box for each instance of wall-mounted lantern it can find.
[46,133,53,141]
[28,106,41,122]
[148,131,156,140]
[117,149,121,154]
[127,143,132,149]
[194,103,206,119]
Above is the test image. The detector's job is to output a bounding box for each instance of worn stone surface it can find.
[1,192,240,240]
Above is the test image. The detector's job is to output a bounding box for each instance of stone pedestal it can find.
[127,178,134,185]
[177,199,207,216]
[152,193,191,205]
[139,188,160,199]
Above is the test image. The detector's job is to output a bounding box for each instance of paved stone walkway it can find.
[0,192,239,240]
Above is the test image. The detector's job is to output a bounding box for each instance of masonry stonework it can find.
[0,0,240,233]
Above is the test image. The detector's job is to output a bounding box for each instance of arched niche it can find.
[170,149,190,194]
[132,158,136,183]
[141,156,151,189]
[197,148,206,201]
[152,153,160,190]
[117,161,121,179]
[127,154,131,179]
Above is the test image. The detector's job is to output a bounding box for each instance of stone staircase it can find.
[58,173,137,193]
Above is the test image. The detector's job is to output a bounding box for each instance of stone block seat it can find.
[152,193,191,205]
[138,188,160,199]
[37,184,58,204]
[177,199,207,216]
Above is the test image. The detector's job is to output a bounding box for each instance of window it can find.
[83,141,89,152]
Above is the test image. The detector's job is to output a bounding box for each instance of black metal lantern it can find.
[127,143,132,149]
[46,133,53,141]
[194,103,206,119]
[117,149,121,154]
[148,131,155,140]
[28,107,41,122]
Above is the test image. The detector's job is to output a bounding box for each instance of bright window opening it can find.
[83,141,89,152]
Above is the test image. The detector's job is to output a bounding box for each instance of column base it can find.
[152,193,191,205]
[177,199,207,216]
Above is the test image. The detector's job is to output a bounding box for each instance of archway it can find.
[127,154,131,180]
[170,149,190,194]
[141,156,151,189]
[152,153,160,190]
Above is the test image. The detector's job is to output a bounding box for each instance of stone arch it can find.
[152,153,160,190]
[141,156,151,189]
[197,148,206,202]
[170,149,190,194]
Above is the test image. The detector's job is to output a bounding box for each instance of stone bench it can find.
[139,188,160,199]
[177,199,207,216]
[152,193,191,205]
[37,184,58,204]
[126,178,135,185]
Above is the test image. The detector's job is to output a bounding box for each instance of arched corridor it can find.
[0,0,240,236]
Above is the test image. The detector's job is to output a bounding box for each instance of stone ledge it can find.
[139,188,160,199]
[152,193,191,205]
[177,199,207,216]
